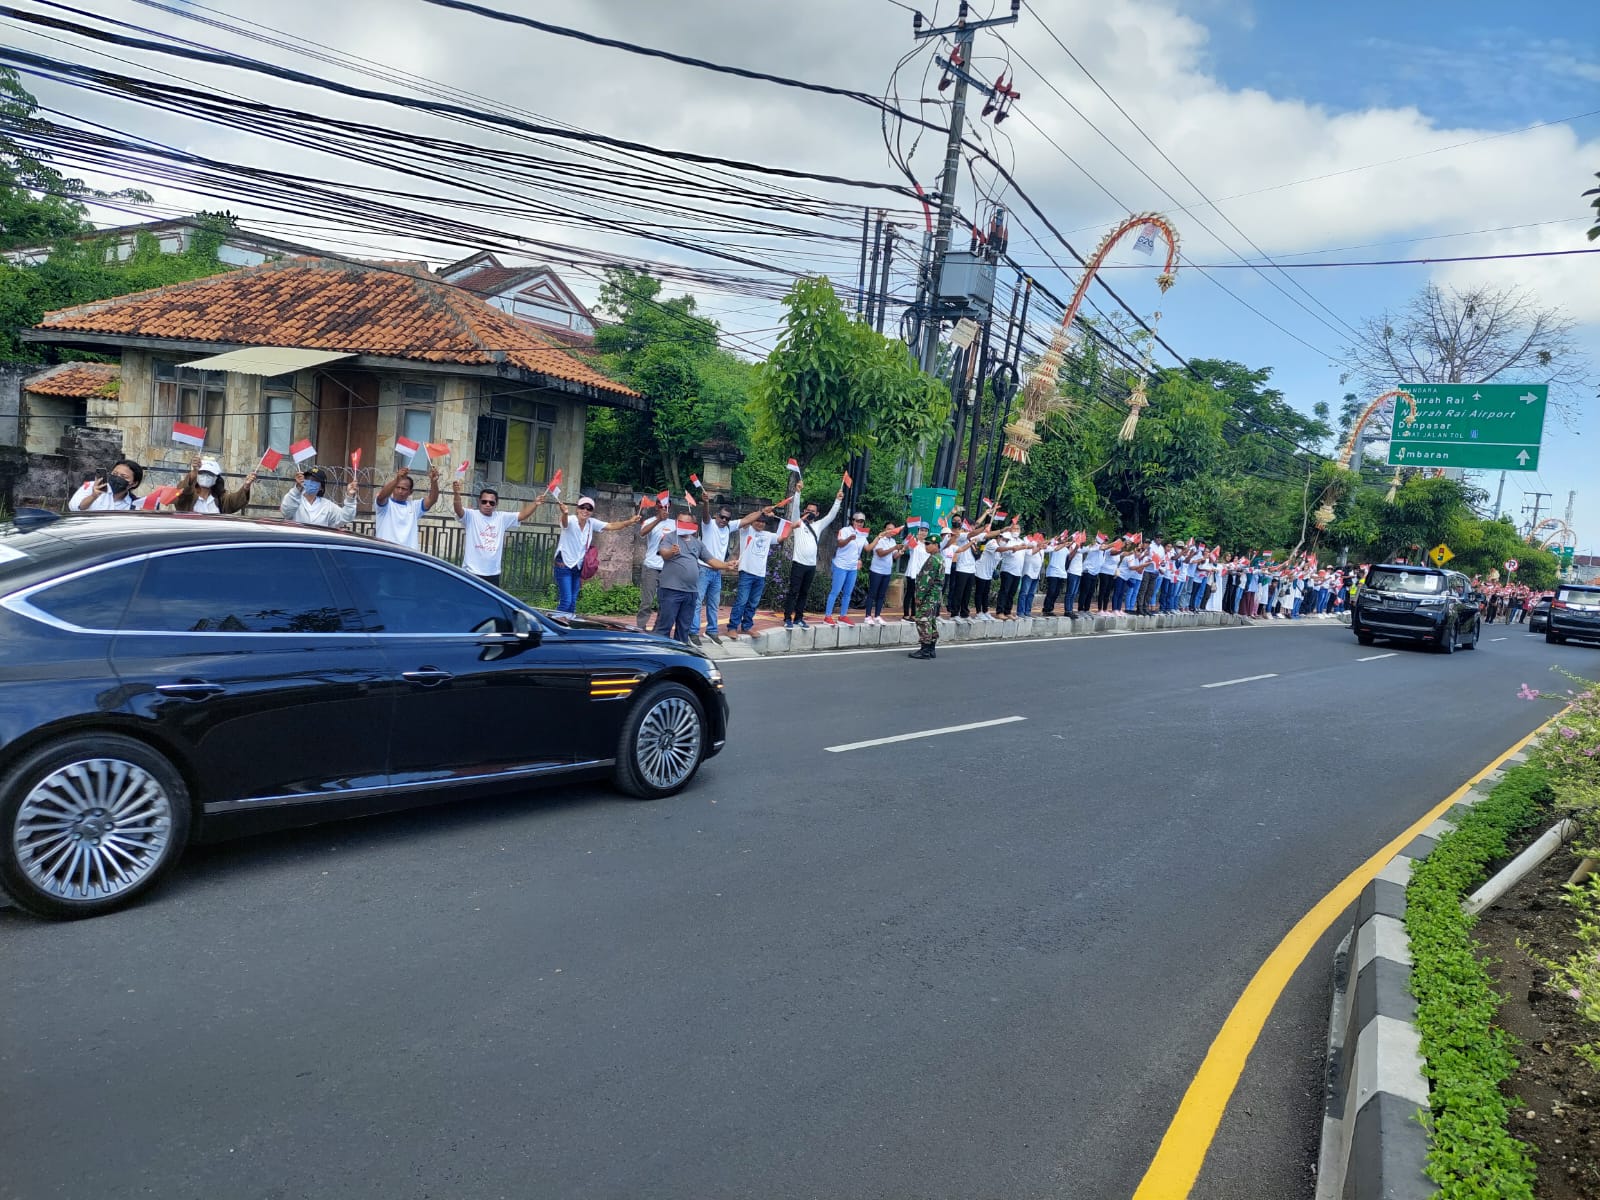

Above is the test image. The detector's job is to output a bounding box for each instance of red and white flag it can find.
[548,467,563,490]
[786,458,801,476]
[689,473,701,491]
[395,435,421,462]
[140,485,181,510]
[258,447,284,472]
[454,459,471,479]
[675,516,699,535]
[289,438,316,464]
[841,470,853,488]
[656,489,670,507]
[171,421,206,449]
[425,442,450,460]
[773,518,793,539]
[349,447,362,472]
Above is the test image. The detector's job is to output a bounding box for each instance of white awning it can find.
[182,347,355,375]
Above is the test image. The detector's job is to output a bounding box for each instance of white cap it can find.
[198,457,222,476]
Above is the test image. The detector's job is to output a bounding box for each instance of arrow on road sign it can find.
[1516,449,1530,465]
[1520,392,1539,405]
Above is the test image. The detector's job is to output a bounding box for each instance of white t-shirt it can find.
[641,521,667,571]
[737,528,779,578]
[974,542,1000,581]
[461,508,522,575]
[999,537,1027,576]
[374,496,425,549]
[71,483,134,511]
[700,518,732,560]
[190,493,221,516]
[1024,548,1045,579]
[906,541,931,579]
[953,540,976,574]
[833,527,870,571]
[1045,546,1070,578]
[868,535,896,575]
[555,514,605,567]
[1083,547,1105,574]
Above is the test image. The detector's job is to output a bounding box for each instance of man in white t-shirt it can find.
[1019,535,1045,617]
[726,506,788,637]
[451,479,558,590]
[373,465,440,550]
[635,503,670,632]
[280,467,357,530]
[692,498,766,644]
[783,484,844,628]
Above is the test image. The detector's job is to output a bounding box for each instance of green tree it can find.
[752,276,948,471]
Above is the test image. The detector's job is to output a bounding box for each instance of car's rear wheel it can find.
[0,734,191,919]
[614,682,706,800]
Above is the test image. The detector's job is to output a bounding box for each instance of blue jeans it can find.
[692,563,721,634]
[1177,580,1194,609]
[825,567,857,617]
[1018,575,1039,616]
[655,587,695,642]
[1063,574,1081,613]
[729,571,765,631]
[554,560,583,613]
[1192,582,1209,611]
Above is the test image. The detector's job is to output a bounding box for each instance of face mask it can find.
[303,480,322,496]
[108,475,131,495]
[196,472,218,488]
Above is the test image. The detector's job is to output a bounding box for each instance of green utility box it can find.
[909,486,958,530]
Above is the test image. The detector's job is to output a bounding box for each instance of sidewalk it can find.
[694,608,1350,660]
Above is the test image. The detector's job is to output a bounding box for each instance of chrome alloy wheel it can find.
[12,758,175,903]
[634,696,702,790]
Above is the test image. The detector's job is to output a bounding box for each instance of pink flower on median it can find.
[1561,726,1580,740]
[1572,987,1584,1002]
[1518,683,1541,700]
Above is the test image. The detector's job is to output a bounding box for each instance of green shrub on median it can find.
[1406,762,1550,1199]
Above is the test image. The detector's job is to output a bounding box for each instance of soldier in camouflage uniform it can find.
[909,532,944,660]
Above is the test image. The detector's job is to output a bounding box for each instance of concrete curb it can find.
[698,610,1353,659]
[1315,748,1534,1200]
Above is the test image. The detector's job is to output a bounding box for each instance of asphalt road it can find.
[1,618,1582,1200]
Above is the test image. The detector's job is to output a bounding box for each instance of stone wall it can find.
[0,362,25,447]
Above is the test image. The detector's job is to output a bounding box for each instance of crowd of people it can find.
[90,454,1576,660]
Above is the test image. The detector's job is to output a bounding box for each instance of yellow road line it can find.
[1131,717,1551,1199]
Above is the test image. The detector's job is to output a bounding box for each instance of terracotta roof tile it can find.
[36,257,637,400]
[23,362,121,398]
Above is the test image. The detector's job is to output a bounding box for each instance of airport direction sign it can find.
[1386,383,1548,471]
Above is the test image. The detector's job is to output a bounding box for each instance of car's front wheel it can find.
[1356,630,1375,646]
[1548,631,1566,645]
[0,734,191,919]
[614,682,706,799]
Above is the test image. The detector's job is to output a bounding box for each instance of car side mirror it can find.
[512,609,541,646]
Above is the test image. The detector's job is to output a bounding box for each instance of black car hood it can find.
[538,611,709,657]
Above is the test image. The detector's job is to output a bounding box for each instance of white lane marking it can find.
[825,715,1026,753]
[1201,673,1279,689]
[1491,637,1508,642]
[1357,652,1398,662]
[718,623,1256,664]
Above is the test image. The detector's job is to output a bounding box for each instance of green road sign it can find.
[1386,383,1548,471]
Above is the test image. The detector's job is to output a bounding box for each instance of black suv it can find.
[1351,563,1481,652]
[0,513,728,918]
[1547,584,1600,645]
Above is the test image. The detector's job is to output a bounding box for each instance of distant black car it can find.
[1547,584,1600,645]
[1350,563,1481,652]
[1529,595,1553,633]
[0,513,728,918]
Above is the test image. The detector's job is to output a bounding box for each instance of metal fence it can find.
[346,517,556,602]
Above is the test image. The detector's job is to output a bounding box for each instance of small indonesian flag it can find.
[684,491,696,507]
[774,518,793,539]
[350,447,362,472]
[289,438,316,464]
[688,473,701,491]
[395,435,421,461]
[656,489,670,507]
[258,447,284,472]
[426,442,450,460]
[993,510,1007,521]
[841,470,853,488]
[549,467,563,490]
[454,459,471,479]
[907,516,926,530]
[675,516,699,535]
[548,485,561,501]
[171,421,206,448]
[140,485,181,510]
[786,458,801,476]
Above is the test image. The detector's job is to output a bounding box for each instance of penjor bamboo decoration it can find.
[1003,213,1180,463]
[1118,312,1159,442]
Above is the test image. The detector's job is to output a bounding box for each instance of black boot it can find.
[926,644,937,659]
[908,645,931,659]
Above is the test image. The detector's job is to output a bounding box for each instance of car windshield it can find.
[1557,587,1600,605]
[1365,568,1445,594]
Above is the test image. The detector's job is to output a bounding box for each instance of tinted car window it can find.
[25,559,146,630]
[123,547,348,633]
[1364,568,1445,594]
[333,551,511,635]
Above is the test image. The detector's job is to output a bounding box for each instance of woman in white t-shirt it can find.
[69,458,144,511]
[823,511,872,624]
[549,493,640,613]
[861,525,900,625]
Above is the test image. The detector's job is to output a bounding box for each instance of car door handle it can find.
[401,669,454,687]
[155,681,226,701]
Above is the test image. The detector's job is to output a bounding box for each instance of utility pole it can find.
[909,4,1020,368]
[1492,470,1507,520]
[1523,491,1552,535]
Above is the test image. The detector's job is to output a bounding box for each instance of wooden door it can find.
[316,372,380,506]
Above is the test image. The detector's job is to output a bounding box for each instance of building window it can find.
[262,376,295,455]
[401,407,433,447]
[154,359,226,450]
[490,394,558,486]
